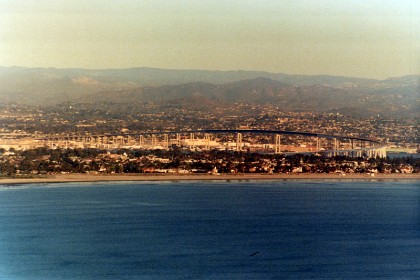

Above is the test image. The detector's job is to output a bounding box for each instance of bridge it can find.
[1,129,386,158]
[102,129,380,142]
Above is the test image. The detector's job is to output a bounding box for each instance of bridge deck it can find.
[101,129,380,144]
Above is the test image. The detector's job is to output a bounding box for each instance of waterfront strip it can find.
[1,173,419,185]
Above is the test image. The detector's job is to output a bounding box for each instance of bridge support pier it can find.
[316,137,320,152]
[103,136,108,148]
[205,133,210,150]
[334,138,338,156]
[189,133,195,150]
[372,147,387,158]
[380,147,387,158]
[164,134,169,149]
[151,135,156,148]
[274,134,281,154]
[236,133,242,152]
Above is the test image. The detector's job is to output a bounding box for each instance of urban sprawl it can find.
[0,102,418,176]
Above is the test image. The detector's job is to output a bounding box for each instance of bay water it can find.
[0,180,419,279]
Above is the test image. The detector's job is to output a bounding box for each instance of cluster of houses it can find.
[0,148,416,176]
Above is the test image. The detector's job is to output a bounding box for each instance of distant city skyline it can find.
[0,0,419,79]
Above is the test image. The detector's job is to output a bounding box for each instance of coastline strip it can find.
[1,173,419,185]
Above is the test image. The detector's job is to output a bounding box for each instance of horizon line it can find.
[1,65,419,81]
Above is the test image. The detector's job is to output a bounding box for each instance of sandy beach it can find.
[0,173,419,185]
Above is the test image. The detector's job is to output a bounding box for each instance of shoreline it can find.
[0,173,419,185]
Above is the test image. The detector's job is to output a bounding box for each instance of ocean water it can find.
[0,180,419,279]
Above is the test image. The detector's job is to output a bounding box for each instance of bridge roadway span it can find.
[100,129,380,144]
[2,129,386,157]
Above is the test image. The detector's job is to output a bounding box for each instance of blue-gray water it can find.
[0,180,419,279]
[387,152,420,159]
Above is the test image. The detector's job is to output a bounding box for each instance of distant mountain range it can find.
[0,66,418,117]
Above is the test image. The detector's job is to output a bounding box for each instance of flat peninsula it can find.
[1,173,419,185]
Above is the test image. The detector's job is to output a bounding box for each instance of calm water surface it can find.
[0,180,419,279]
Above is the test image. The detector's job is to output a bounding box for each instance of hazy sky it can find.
[0,0,419,79]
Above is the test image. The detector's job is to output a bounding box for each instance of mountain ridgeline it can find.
[0,66,418,117]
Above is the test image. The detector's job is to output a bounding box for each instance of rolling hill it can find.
[0,66,418,117]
